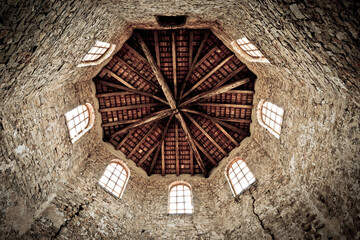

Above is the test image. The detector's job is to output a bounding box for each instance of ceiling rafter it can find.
[99,103,164,112]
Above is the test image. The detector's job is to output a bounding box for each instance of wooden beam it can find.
[99,103,163,113]
[136,142,160,167]
[180,109,238,146]
[102,119,138,127]
[178,31,210,99]
[128,121,160,158]
[226,90,255,94]
[96,91,132,98]
[94,79,168,105]
[148,115,174,175]
[172,31,177,99]
[175,113,207,176]
[194,103,254,109]
[112,55,159,90]
[184,112,227,155]
[115,129,136,150]
[137,33,177,109]
[189,31,193,67]
[182,55,234,99]
[102,68,136,89]
[175,120,179,176]
[180,109,250,136]
[193,46,219,70]
[179,77,251,107]
[154,31,161,67]
[110,109,172,139]
[214,65,246,88]
[193,139,218,166]
[123,43,148,63]
[190,147,194,176]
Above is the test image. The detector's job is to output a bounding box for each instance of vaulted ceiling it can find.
[93,29,256,177]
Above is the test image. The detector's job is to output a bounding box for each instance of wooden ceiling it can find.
[93,29,256,177]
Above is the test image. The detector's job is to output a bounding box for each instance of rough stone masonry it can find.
[0,0,359,239]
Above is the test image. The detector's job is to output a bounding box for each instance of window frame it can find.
[168,181,194,214]
[77,41,116,67]
[99,159,130,198]
[257,99,284,139]
[231,37,269,63]
[65,103,95,143]
[225,158,256,197]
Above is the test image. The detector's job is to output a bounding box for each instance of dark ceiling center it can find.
[93,29,256,177]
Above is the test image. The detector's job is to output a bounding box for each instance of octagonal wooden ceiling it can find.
[93,29,256,177]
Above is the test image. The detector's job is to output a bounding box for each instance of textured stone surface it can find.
[0,0,359,239]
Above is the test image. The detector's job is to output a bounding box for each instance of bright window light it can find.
[236,37,264,58]
[226,158,255,196]
[99,161,129,198]
[65,104,94,142]
[258,100,284,139]
[82,41,111,62]
[168,182,193,214]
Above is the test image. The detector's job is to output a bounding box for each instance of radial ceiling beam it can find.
[102,68,136,89]
[102,119,139,128]
[181,109,250,136]
[214,65,246,88]
[175,113,207,176]
[182,55,234,99]
[175,121,179,176]
[172,31,177,99]
[153,31,161,67]
[148,115,174,175]
[137,142,160,167]
[94,79,168,105]
[179,77,251,107]
[184,112,227,155]
[128,121,160,158]
[179,31,210,99]
[115,129,136,150]
[137,33,177,109]
[193,139,218,166]
[99,103,163,113]
[123,43,149,63]
[110,109,172,139]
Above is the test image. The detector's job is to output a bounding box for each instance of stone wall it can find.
[0,0,359,239]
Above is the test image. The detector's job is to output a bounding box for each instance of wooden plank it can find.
[213,121,238,147]
[136,142,160,167]
[154,31,161,67]
[226,90,255,94]
[123,43,148,63]
[180,109,250,136]
[115,129,136,150]
[94,79,168,105]
[184,112,227,155]
[110,109,172,139]
[96,91,133,98]
[194,103,253,109]
[178,31,210,99]
[148,115,174,175]
[101,119,139,127]
[161,141,165,176]
[175,113,207,176]
[172,31,177,99]
[190,147,194,176]
[112,55,159,90]
[99,103,163,112]
[102,68,136,89]
[194,139,218,166]
[189,31,193,67]
[182,55,234,99]
[137,33,177,109]
[127,121,160,158]
[193,46,219,70]
[175,121,179,176]
[179,77,251,107]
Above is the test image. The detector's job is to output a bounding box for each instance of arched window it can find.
[168,181,193,214]
[257,100,284,139]
[65,103,95,143]
[77,41,115,67]
[226,158,255,196]
[99,160,130,198]
[236,37,264,58]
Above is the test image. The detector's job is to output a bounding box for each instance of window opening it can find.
[226,158,255,196]
[257,100,284,139]
[65,103,94,143]
[236,37,264,58]
[99,160,129,198]
[77,41,115,67]
[168,182,193,214]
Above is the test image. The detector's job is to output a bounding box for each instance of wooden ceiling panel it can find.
[93,29,256,177]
